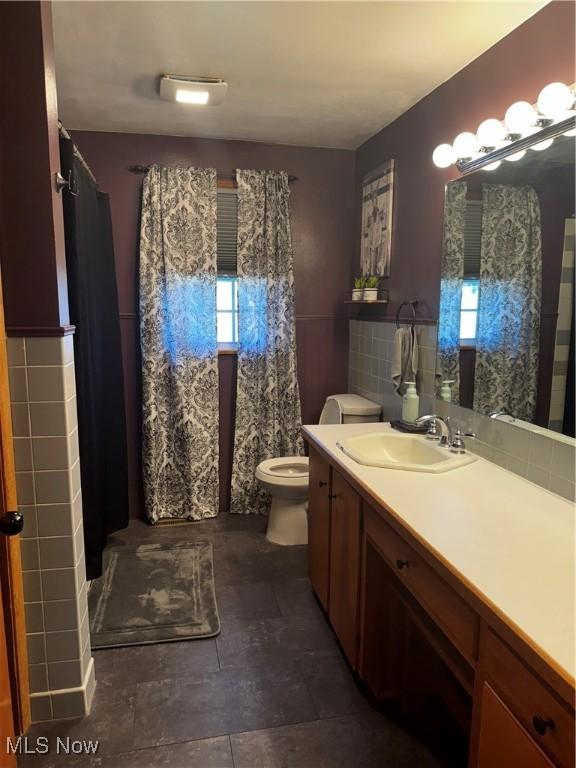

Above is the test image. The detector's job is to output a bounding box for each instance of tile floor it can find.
[19,514,448,767]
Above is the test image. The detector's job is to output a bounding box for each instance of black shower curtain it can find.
[60,137,129,580]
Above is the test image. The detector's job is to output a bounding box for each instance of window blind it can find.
[217,189,238,274]
[463,199,482,278]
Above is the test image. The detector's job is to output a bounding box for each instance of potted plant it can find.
[352,277,365,301]
[363,275,380,301]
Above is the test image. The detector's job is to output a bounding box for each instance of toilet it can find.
[256,394,382,545]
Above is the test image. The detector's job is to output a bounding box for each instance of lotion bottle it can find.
[440,380,455,402]
[402,382,419,423]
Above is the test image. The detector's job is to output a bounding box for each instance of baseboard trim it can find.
[29,656,96,722]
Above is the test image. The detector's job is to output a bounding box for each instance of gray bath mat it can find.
[89,541,220,649]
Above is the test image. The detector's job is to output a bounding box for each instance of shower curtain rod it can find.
[58,122,100,189]
[127,165,298,183]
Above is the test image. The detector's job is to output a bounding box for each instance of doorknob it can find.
[0,511,24,536]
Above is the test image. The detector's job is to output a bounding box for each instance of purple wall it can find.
[0,1,70,335]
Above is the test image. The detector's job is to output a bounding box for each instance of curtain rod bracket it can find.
[54,171,68,193]
[54,170,78,196]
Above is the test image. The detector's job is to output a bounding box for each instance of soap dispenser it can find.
[440,380,455,402]
[402,382,419,423]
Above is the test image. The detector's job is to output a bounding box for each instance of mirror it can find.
[436,135,575,439]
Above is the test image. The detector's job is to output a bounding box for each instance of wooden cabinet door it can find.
[0,279,27,761]
[0,577,16,767]
[329,469,362,668]
[307,447,331,612]
[476,684,555,768]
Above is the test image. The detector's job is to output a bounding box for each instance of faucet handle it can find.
[450,429,475,454]
[424,418,441,441]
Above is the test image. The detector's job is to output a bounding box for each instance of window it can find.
[460,278,480,342]
[460,198,482,344]
[216,189,238,345]
[217,276,238,343]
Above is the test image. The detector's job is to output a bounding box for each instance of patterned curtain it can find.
[231,170,304,515]
[139,165,219,523]
[437,181,467,403]
[474,184,542,420]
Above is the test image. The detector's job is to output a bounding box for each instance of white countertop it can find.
[303,422,575,685]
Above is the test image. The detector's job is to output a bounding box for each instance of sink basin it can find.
[336,432,477,473]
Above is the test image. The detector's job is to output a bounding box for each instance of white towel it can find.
[392,327,418,396]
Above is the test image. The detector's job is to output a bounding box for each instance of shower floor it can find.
[19,513,446,768]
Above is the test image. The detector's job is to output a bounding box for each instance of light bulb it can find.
[484,161,501,171]
[476,119,507,148]
[537,82,574,118]
[504,150,526,162]
[530,138,554,152]
[504,101,537,134]
[563,127,576,137]
[432,144,456,168]
[452,132,479,159]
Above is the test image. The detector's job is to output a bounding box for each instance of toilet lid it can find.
[257,457,309,478]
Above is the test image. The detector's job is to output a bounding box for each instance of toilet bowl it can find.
[255,457,309,545]
[255,394,382,545]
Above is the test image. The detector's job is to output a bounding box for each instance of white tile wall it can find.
[7,336,95,721]
[549,219,574,431]
[349,320,576,502]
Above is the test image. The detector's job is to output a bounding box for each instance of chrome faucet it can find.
[415,414,453,447]
[415,415,476,453]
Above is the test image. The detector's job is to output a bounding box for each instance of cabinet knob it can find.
[396,559,410,570]
[532,715,555,736]
[328,493,340,500]
[0,511,24,536]
[318,481,327,488]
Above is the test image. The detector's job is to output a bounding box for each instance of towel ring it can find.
[396,299,418,329]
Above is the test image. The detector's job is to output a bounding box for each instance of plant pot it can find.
[352,288,364,301]
[363,288,378,301]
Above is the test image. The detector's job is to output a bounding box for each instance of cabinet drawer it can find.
[483,628,575,768]
[365,508,477,662]
[477,683,555,768]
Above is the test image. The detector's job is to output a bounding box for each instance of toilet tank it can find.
[319,394,382,425]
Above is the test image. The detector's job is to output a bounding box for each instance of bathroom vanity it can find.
[303,422,575,768]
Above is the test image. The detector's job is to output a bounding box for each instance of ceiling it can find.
[52,1,547,150]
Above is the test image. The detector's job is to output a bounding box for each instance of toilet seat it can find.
[256,456,309,487]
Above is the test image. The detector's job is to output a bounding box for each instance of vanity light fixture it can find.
[432,143,457,168]
[452,132,479,159]
[432,81,576,172]
[159,75,228,106]
[504,101,538,134]
[504,150,526,162]
[530,137,554,152]
[476,118,507,148]
[537,82,574,119]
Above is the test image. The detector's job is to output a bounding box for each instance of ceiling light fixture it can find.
[432,81,575,171]
[175,89,210,105]
[160,75,228,106]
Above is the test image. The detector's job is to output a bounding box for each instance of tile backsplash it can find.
[348,319,575,502]
[348,320,437,420]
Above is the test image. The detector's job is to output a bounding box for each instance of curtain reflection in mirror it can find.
[437,181,467,404]
[474,184,542,421]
